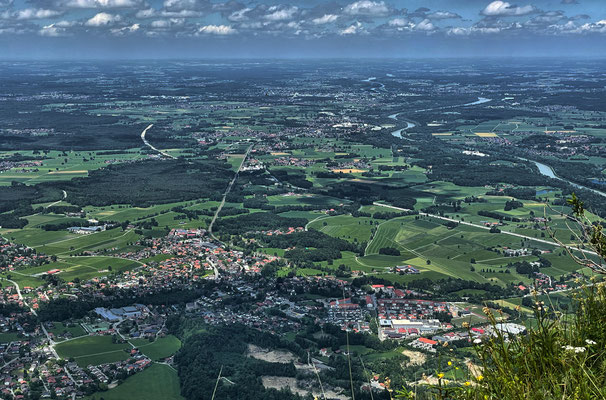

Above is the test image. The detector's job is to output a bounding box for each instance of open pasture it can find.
[55,335,131,366]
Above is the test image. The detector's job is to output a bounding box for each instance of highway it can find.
[140,124,177,159]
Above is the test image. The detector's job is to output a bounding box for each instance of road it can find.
[140,124,177,159]
[208,144,254,242]
[373,202,597,257]
[6,278,78,387]
[45,190,67,209]
[207,257,220,279]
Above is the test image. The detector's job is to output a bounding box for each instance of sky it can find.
[1,0,605,58]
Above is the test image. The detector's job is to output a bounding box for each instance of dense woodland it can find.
[51,159,233,207]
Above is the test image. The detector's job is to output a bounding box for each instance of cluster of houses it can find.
[0,239,49,271]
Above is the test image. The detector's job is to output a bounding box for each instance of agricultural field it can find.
[137,335,182,361]
[55,336,132,367]
[86,364,184,400]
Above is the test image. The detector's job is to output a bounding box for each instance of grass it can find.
[0,332,22,343]
[308,214,374,243]
[55,335,132,367]
[48,322,87,340]
[86,363,183,400]
[137,335,182,360]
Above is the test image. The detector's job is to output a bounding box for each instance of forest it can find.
[173,325,308,400]
[50,159,233,207]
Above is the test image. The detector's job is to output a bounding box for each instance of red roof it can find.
[418,337,438,345]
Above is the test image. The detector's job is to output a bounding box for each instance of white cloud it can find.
[339,21,363,35]
[388,17,410,27]
[40,23,67,36]
[65,0,141,8]
[481,1,536,17]
[312,14,338,25]
[111,23,139,35]
[150,18,184,28]
[264,6,298,21]
[198,24,236,35]
[163,0,200,11]
[427,11,461,20]
[415,19,436,31]
[228,7,251,22]
[15,8,62,20]
[344,1,390,17]
[85,12,121,26]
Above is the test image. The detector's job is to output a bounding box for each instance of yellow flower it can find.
[462,322,470,328]
[447,361,452,366]
[464,381,471,386]
[455,367,459,370]
[482,306,491,315]
[437,373,444,379]
[477,375,484,381]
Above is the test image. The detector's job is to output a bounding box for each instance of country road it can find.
[45,190,67,209]
[208,144,254,242]
[373,202,597,257]
[140,124,177,159]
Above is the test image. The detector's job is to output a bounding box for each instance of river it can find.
[388,96,491,138]
[530,160,606,198]
[388,113,416,138]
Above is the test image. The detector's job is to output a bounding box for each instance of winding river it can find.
[530,159,606,198]
[384,87,606,198]
[388,96,492,138]
[388,113,416,138]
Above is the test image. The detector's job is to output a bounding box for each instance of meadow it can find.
[86,363,184,400]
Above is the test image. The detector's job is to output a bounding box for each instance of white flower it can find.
[585,339,596,345]
[562,345,586,353]
[473,338,482,344]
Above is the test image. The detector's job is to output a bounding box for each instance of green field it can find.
[137,335,182,360]
[48,322,87,340]
[55,335,132,367]
[86,364,183,400]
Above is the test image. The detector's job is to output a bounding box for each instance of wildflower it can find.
[477,375,484,381]
[462,322,470,328]
[464,381,471,386]
[455,367,459,370]
[585,339,596,345]
[562,345,586,353]
[437,373,444,379]
[482,306,491,315]
[473,338,482,344]
[515,305,521,311]
[447,361,452,366]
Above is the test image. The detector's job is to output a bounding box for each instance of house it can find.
[411,337,438,352]
[395,265,420,274]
